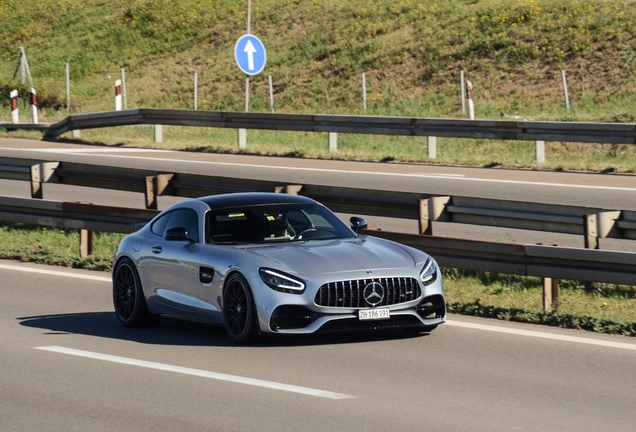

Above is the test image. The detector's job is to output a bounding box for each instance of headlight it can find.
[420,257,438,286]
[259,268,306,294]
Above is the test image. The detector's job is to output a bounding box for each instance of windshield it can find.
[206,203,355,244]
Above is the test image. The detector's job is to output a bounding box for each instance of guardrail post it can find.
[30,164,43,199]
[238,129,247,149]
[154,125,163,143]
[597,211,622,241]
[419,199,432,235]
[329,132,338,152]
[419,196,451,235]
[145,176,157,210]
[30,162,59,199]
[427,136,437,159]
[535,141,545,164]
[80,229,93,257]
[274,185,302,195]
[144,173,174,209]
[543,277,559,312]
[72,130,81,139]
[584,214,598,249]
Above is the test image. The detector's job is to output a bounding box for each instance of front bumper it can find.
[248,267,446,335]
[268,294,446,334]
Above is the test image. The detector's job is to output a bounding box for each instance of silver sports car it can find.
[112,193,446,342]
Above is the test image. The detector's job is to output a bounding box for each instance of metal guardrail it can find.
[2,157,635,246]
[0,196,158,234]
[0,157,59,199]
[0,122,51,132]
[1,194,635,291]
[35,109,636,144]
[362,229,636,286]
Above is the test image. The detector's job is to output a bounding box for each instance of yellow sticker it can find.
[229,212,245,218]
[266,215,275,221]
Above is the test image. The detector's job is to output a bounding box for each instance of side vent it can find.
[199,267,215,284]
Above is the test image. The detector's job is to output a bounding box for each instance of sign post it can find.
[234,14,267,149]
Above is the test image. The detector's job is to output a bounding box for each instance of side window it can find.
[164,209,199,243]
[150,212,171,237]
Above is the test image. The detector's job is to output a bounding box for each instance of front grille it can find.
[314,277,421,308]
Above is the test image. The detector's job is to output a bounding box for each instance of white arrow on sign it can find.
[244,40,256,71]
[234,34,266,75]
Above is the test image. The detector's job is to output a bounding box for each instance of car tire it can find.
[223,273,257,344]
[113,257,161,328]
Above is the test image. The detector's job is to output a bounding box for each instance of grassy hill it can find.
[2,0,636,122]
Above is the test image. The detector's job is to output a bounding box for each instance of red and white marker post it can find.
[115,79,122,111]
[10,90,19,124]
[29,87,38,124]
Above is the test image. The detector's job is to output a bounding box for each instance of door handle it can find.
[152,245,162,254]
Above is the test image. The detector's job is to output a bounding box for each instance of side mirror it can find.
[350,217,368,233]
[165,227,194,243]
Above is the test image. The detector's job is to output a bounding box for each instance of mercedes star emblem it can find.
[363,282,385,307]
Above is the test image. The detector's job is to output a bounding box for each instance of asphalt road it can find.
[2,260,636,432]
[2,137,636,249]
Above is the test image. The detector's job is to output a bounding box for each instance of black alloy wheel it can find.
[223,273,257,343]
[113,258,160,328]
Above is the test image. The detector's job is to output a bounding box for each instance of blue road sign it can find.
[234,34,267,76]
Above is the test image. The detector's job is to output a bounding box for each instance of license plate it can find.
[359,308,390,321]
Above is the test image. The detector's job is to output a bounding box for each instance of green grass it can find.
[0,223,122,271]
[444,269,636,336]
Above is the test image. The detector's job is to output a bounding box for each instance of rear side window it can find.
[150,212,171,237]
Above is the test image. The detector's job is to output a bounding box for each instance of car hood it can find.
[235,237,418,275]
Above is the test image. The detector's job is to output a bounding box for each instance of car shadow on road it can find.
[18,311,433,347]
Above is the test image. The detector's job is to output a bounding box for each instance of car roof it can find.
[197,192,317,209]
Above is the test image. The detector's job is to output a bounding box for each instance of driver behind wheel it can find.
[264,213,290,239]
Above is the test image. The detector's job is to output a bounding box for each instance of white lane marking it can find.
[1,148,174,153]
[36,346,355,400]
[97,154,636,192]
[445,319,636,351]
[0,263,111,282]
[3,147,634,192]
[426,173,466,177]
